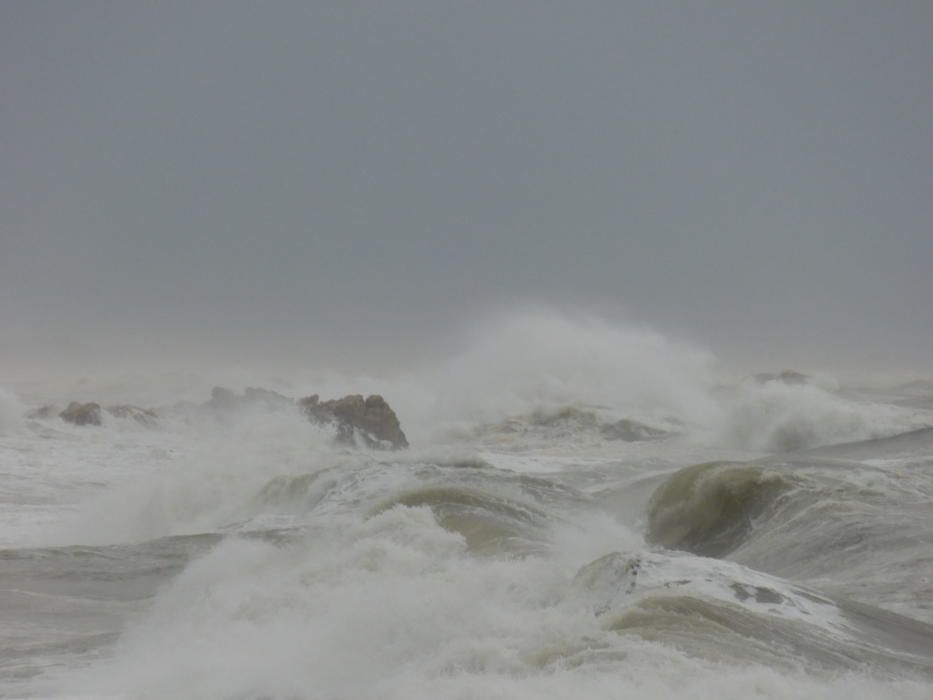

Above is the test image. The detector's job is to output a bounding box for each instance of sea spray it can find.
[0,386,23,434]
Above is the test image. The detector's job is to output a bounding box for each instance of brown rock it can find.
[60,401,103,426]
[298,393,408,449]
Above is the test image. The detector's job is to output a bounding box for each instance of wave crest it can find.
[645,462,799,557]
[711,381,924,452]
[372,485,550,554]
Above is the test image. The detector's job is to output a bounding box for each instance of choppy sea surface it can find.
[3,316,933,699]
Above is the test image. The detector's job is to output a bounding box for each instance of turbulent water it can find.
[2,314,933,699]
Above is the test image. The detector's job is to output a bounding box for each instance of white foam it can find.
[574,549,846,631]
[417,308,719,431]
[707,380,927,452]
[34,510,932,699]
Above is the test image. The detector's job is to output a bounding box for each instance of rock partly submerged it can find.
[483,406,671,443]
[105,404,159,426]
[298,393,409,450]
[203,386,409,449]
[600,418,669,442]
[59,401,103,426]
[34,385,409,449]
[54,402,159,426]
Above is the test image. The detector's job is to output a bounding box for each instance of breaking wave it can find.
[371,485,550,553]
[575,550,933,678]
[710,380,926,452]
[6,309,933,699]
[10,310,927,454]
[645,462,800,557]
[414,308,720,435]
[416,310,925,451]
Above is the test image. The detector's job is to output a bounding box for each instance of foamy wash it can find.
[2,312,933,699]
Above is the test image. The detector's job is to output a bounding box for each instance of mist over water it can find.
[0,387,24,435]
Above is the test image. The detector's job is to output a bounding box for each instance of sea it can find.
[2,312,933,699]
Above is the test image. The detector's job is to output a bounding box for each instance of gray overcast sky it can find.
[2,1,932,373]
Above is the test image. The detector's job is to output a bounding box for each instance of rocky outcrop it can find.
[600,418,669,442]
[200,387,409,449]
[479,406,671,443]
[528,407,601,431]
[207,386,239,409]
[48,386,408,446]
[105,404,158,426]
[32,401,157,426]
[298,394,408,449]
[59,401,103,426]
